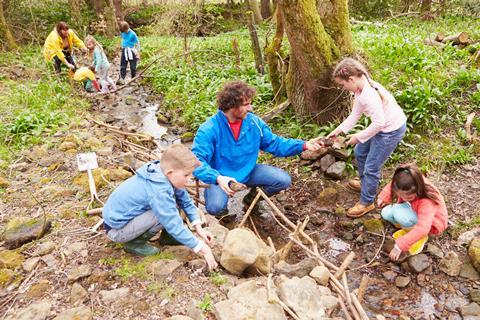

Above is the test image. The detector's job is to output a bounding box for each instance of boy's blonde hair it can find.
[160,144,200,172]
[333,57,387,105]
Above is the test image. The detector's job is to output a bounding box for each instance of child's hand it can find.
[389,245,402,261]
[377,198,388,208]
[327,128,341,139]
[305,139,322,151]
[199,244,218,271]
[197,227,214,246]
[346,135,359,145]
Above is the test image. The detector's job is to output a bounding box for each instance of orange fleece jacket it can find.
[378,179,448,251]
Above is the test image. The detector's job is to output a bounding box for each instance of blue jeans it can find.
[204,164,291,216]
[355,123,406,204]
[381,202,418,228]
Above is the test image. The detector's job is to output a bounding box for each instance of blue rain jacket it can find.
[192,111,304,184]
[102,161,200,249]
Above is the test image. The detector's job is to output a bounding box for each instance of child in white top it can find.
[326,58,407,218]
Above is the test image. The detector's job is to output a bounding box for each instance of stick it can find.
[185,183,209,188]
[351,230,386,271]
[339,297,354,320]
[465,112,476,142]
[288,236,339,271]
[195,179,200,207]
[279,218,308,261]
[87,207,103,216]
[88,117,153,140]
[238,190,262,228]
[262,99,291,122]
[267,237,276,253]
[335,252,356,279]
[351,292,369,320]
[342,273,361,320]
[267,274,300,320]
[357,274,370,302]
[249,216,262,239]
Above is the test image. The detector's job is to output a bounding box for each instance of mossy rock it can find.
[363,219,384,234]
[64,134,83,147]
[157,113,170,124]
[0,268,15,288]
[84,136,104,150]
[2,218,52,250]
[468,238,480,272]
[335,207,346,216]
[26,281,52,299]
[317,187,338,206]
[0,250,25,269]
[73,168,111,192]
[180,132,194,143]
[109,168,133,182]
[59,141,77,152]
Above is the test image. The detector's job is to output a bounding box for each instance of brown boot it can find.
[347,202,375,218]
[347,179,361,193]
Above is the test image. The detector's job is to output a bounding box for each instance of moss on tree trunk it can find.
[265,6,286,103]
[0,0,17,50]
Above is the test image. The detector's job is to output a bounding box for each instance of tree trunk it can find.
[113,0,123,21]
[260,0,272,19]
[265,6,286,103]
[247,11,264,74]
[248,0,263,24]
[104,0,118,38]
[279,0,351,122]
[0,0,17,50]
[421,0,432,14]
[317,0,353,54]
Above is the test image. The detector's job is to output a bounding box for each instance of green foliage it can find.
[198,294,213,313]
[147,281,176,298]
[449,213,480,239]
[208,271,227,286]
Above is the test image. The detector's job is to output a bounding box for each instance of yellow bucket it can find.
[393,229,428,255]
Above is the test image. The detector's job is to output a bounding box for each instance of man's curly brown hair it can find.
[217,81,256,112]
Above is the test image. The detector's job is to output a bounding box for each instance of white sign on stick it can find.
[76,153,99,172]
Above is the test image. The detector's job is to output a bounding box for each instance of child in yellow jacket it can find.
[73,66,100,93]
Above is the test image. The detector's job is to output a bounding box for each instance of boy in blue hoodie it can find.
[102,144,217,270]
[118,21,140,85]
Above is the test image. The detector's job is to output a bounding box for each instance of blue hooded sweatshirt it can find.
[102,161,201,250]
[192,111,304,184]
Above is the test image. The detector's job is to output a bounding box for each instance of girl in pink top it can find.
[326,58,407,217]
[378,163,448,261]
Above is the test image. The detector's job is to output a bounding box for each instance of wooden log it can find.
[424,39,446,48]
[441,32,470,45]
[335,252,356,279]
[288,236,339,271]
[435,32,445,42]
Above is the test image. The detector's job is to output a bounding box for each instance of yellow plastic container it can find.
[392,229,428,255]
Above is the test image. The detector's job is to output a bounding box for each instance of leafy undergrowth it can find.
[0,46,89,169]
[142,15,480,172]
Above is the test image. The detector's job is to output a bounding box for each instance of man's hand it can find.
[346,135,360,146]
[199,244,218,271]
[389,245,402,261]
[377,198,388,208]
[217,175,236,196]
[196,226,214,246]
[66,62,75,70]
[305,139,322,151]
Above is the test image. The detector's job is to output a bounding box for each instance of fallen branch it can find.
[238,190,262,228]
[357,274,370,302]
[288,236,339,271]
[334,251,356,279]
[278,218,309,261]
[343,273,361,320]
[88,117,153,140]
[351,229,386,271]
[87,207,103,216]
[262,99,291,122]
[351,291,369,320]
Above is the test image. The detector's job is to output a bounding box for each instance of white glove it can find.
[217,175,236,196]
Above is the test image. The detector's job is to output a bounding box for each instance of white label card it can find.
[76,152,99,171]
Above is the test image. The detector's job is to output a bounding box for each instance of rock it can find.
[157,113,170,125]
[59,141,77,151]
[188,259,207,270]
[0,250,25,269]
[64,134,83,147]
[0,268,15,288]
[5,300,51,320]
[319,154,336,172]
[83,137,103,149]
[150,259,182,278]
[395,276,411,288]
[26,281,52,299]
[180,132,194,143]
[325,161,346,180]
[109,168,133,181]
[95,147,113,157]
[0,176,10,188]
[3,218,52,249]
[471,289,480,304]
[70,282,88,304]
[214,280,286,320]
[363,219,384,233]
[461,262,480,281]
[277,276,326,319]
[335,207,346,216]
[100,287,130,304]
[439,251,462,276]
[161,246,197,262]
[309,266,330,286]
[63,242,87,257]
[329,148,349,160]
[321,295,339,309]
[168,317,194,320]
[383,270,397,282]
[120,152,137,169]
[468,238,480,272]
[426,243,444,258]
[407,254,430,273]
[460,303,480,317]
[67,265,92,283]
[445,294,469,312]
[204,223,229,259]
[220,228,272,275]
[317,187,338,206]
[458,229,480,247]
[53,306,92,320]
[73,168,110,192]
[186,299,205,320]
[300,148,328,160]
[125,96,138,105]
[275,257,317,278]
[22,257,41,272]
[33,241,56,256]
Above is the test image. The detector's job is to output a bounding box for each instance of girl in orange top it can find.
[377,163,448,261]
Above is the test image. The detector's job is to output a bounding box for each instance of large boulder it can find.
[439,251,462,276]
[220,228,272,275]
[2,218,52,249]
[214,280,286,320]
[468,238,480,272]
[5,300,51,320]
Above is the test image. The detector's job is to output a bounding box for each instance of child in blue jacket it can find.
[118,21,140,84]
[102,144,217,270]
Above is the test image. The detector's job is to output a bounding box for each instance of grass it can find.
[208,271,228,286]
[198,293,213,313]
[449,213,480,239]
[140,15,479,171]
[0,45,89,170]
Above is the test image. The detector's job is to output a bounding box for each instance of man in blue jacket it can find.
[192,81,321,218]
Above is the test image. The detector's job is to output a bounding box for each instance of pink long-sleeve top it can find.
[378,179,448,252]
[337,81,407,143]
